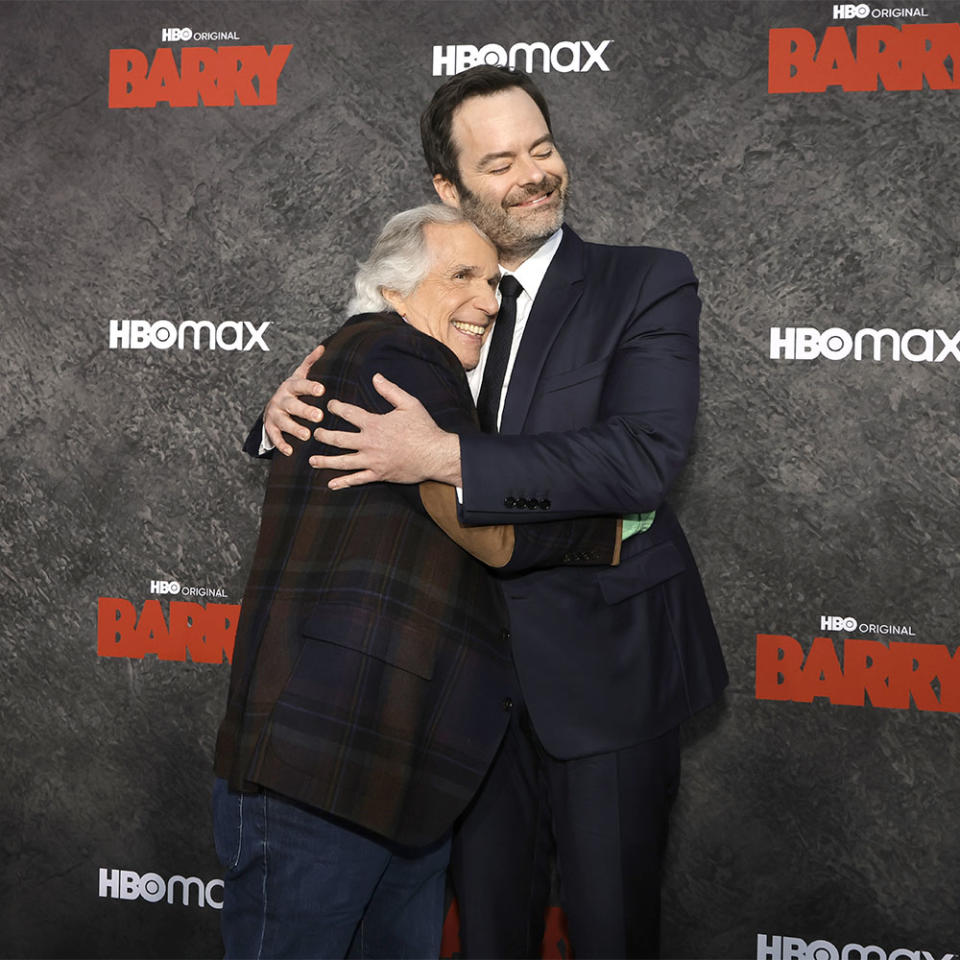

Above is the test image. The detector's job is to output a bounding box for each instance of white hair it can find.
[346,205,486,316]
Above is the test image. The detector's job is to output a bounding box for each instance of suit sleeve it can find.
[458,250,701,523]
[354,332,478,433]
[418,482,621,570]
[356,330,622,570]
[242,414,272,459]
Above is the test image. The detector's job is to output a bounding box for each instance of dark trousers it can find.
[212,779,450,959]
[450,700,680,959]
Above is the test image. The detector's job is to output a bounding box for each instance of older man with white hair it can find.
[214,204,620,959]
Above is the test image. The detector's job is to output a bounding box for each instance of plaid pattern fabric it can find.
[215,315,515,847]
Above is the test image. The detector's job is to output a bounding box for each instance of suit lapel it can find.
[500,225,586,434]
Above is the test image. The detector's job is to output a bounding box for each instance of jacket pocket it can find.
[596,539,686,605]
[300,604,436,680]
[537,355,610,394]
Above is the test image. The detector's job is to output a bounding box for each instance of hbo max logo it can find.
[769,326,960,363]
[98,868,222,909]
[432,40,611,76]
[108,319,270,351]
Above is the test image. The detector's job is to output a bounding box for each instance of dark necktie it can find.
[477,274,523,433]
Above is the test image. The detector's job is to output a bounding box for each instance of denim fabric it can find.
[212,778,450,959]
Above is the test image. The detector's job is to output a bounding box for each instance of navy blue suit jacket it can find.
[458,226,728,758]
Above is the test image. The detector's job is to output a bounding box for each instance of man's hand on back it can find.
[310,374,463,490]
[263,344,326,456]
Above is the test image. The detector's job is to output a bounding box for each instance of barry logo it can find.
[97,597,239,663]
[768,23,960,92]
[755,634,960,713]
[108,44,292,108]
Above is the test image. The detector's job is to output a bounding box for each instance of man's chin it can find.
[507,200,564,236]
[507,213,563,245]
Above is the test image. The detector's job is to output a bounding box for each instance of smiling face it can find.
[383,221,500,370]
[433,87,569,269]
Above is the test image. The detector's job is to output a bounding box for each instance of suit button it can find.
[541,499,551,510]
[502,697,514,711]
[504,496,516,508]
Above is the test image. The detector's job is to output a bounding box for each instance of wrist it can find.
[428,431,462,486]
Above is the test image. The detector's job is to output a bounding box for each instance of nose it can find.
[516,153,546,185]
[475,283,499,317]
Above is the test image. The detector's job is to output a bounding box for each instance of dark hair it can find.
[420,66,553,190]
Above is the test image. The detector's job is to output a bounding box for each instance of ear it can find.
[381,288,406,316]
[432,174,461,209]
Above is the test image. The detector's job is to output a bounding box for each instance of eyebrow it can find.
[475,135,554,170]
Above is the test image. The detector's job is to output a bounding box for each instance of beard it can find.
[458,174,568,265]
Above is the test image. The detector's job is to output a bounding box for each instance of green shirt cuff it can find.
[622,511,655,541]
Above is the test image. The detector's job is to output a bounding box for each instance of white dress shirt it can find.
[465,228,564,429]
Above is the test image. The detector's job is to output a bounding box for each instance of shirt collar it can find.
[500,228,564,301]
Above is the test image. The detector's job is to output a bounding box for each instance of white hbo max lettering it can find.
[98,868,223,909]
[769,326,960,362]
[432,40,612,76]
[108,319,270,351]
[758,934,955,960]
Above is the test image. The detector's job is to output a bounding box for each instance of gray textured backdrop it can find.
[1,1,958,957]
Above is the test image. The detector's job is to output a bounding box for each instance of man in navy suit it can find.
[252,67,727,959]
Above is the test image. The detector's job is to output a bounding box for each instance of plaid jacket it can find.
[218,314,616,846]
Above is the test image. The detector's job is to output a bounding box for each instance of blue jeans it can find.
[212,778,450,959]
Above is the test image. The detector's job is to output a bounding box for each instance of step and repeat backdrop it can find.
[1,1,958,957]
